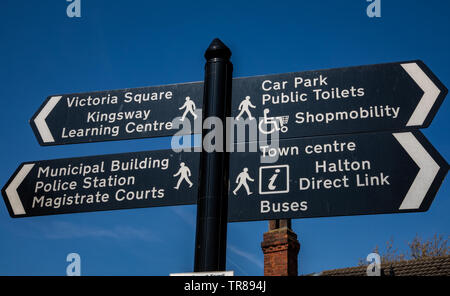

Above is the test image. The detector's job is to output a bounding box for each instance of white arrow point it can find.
[401,63,441,127]
[34,96,62,143]
[5,164,34,216]
[393,132,440,210]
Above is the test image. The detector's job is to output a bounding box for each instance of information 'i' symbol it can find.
[268,169,280,190]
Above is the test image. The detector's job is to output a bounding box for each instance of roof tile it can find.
[319,255,450,276]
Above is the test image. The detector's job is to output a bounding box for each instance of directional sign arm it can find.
[33,96,61,143]
[2,150,200,218]
[228,131,448,222]
[232,61,447,141]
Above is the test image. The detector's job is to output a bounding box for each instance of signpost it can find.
[2,149,199,218]
[31,82,203,145]
[231,61,447,140]
[194,38,232,272]
[1,38,448,274]
[228,131,448,222]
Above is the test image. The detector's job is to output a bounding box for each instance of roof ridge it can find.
[317,255,450,276]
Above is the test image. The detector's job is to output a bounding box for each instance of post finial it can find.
[205,38,231,60]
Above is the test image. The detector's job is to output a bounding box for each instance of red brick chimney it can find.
[261,219,300,276]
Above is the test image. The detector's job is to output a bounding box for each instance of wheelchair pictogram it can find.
[258,108,289,135]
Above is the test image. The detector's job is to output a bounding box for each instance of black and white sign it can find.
[31,82,203,145]
[231,61,447,140]
[228,131,448,222]
[2,150,200,217]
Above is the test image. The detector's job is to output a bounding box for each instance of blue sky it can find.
[0,0,449,275]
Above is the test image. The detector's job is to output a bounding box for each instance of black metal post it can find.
[194,38,232,272]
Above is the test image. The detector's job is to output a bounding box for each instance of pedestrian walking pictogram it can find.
[174,162,194,189]
[235,96,256,120]
[179,96,198,121]
[232,168,254,196]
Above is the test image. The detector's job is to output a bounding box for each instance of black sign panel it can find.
[228,131,448,222]
[31,82,203,145]
[231,61,447,140]
[2,150,200,217]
